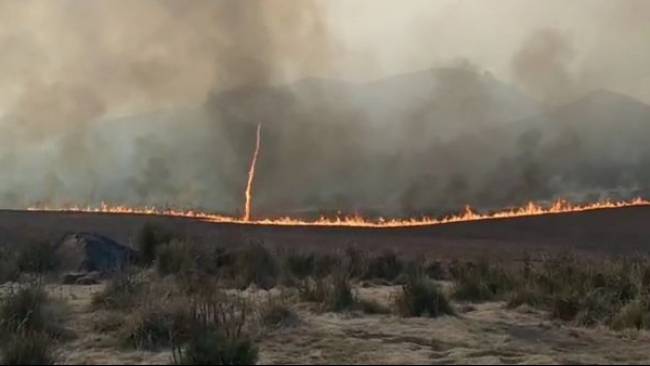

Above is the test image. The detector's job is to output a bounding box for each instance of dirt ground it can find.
[34,284,650,365]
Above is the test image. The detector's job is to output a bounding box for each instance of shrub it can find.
[259,300,300,329]
[424,260,446,280]
[136,223,173,266]
[452,261,516,302]
[156,240,196,276]
[395,273,454,317]
[0,285,67,338]
[121,301,191,350]
[235,244,278,290]
[356,298,391,315]
[172,291,258,365]
[283,252,315,280]
[551,294,581,321]
[1,332,56,365]
[297,274,356,312]
[327,274,355,312]
[173,326,258,365]
[0,247,19,283]
[16,241,59,274]
[507,284,545,309]
[92,270,143,310]
[343,246,367,279]
[313,254,340,278]
[92,311,125,333]
[298,277,329,303]
[611,300,650,331]
[363,249,403,282]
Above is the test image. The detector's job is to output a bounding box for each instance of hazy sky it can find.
[0,0,649,116]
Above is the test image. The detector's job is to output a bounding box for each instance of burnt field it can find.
[1,206,649,259]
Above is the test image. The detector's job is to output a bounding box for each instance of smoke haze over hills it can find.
[0,1,649,217]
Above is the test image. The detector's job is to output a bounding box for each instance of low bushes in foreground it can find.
[91,269,144,310]
[394,272,454,318]
[298,273,357,312]
[1,332,56,365]
[172,292,258,365]
[258,297,300,329]
[0,284,69,365]
[0,285,68,338]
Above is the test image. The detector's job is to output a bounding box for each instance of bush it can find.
[1,332,56,365]
[235,244,278,290]
[0,285,67,338]
[173,326,258,365]
[172,291,258,365]
[551,294,581,321]
[424,260,446,280]
[452,261,516,302]
[356,298,391,315]
[297,274,356,312]
[121,301,191,350]
[283,252,315,280]
[327,274,355,312]
[611,300,650,331]
[16,241,59,274]
[298,277,329,303]
[343,246,367,279]
[507,285,545,309]
[156,240,196,276]
[0,247,19,283]
[313,254,340,278]
[136,223,173,266]
[259,300,300,329]
[395,273,454,317]
[363,250,403,282]
[92,270,143,310]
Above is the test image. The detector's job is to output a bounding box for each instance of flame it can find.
[244,123,262,221]
[26,197,650,228]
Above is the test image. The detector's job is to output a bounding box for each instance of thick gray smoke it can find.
[1,1,649,218]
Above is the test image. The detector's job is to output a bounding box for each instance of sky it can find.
[0,0,649,120]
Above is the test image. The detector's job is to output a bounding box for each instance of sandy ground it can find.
[33,284,650,365]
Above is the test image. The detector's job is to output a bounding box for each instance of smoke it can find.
[1,1,650,217]
[511,28,576,106]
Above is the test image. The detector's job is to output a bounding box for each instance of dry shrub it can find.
[395,272,454,318]
[0,285,68,338]
[91,269,144,310]
[356,298,391,315]
[298,274,356,312]
[452,261,517,302]
[171,291,258,365]
[363,249,403,282]
[258,297,300,329]
[136,222,173,266]
[1,331,56,365]
[121,299,191,350]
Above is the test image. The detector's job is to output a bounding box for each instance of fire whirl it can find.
[27,197,650,228]
[244,123,262,222]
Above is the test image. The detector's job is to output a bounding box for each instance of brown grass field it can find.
[1,206,649,258]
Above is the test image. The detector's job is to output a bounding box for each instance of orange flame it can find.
[26,197,650,228]
[244,123,262,221]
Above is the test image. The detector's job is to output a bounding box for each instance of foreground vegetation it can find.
[1,222,650,364]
